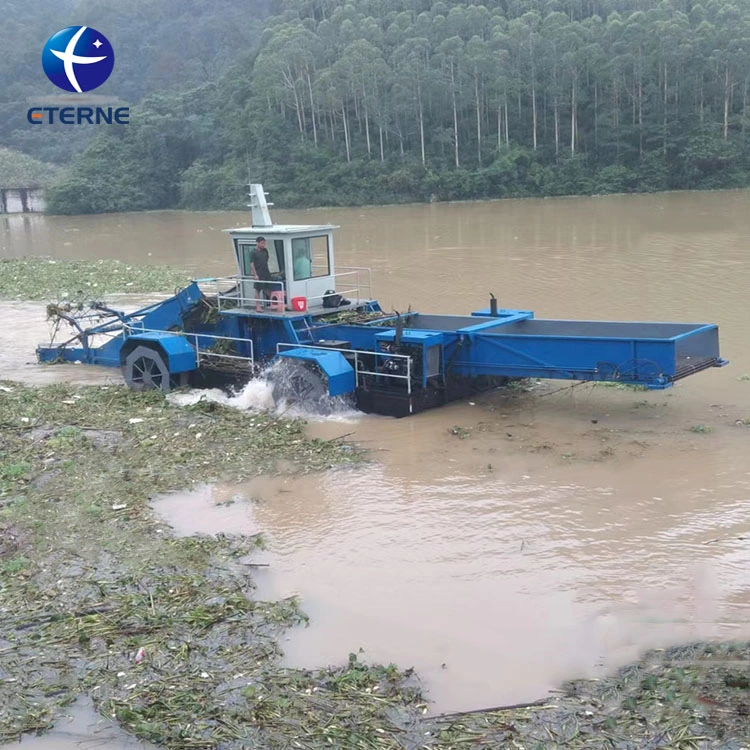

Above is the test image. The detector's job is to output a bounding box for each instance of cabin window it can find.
[292,235,330,280]
[273,240,284,275]
[236,239,283,276]
[237,242,255,277]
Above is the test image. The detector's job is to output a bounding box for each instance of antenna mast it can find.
[247,183,273,227]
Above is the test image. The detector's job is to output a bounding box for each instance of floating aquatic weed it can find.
[1,381,749,748]
[0,257,192,301]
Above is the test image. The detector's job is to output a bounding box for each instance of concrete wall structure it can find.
[0,188,46,213]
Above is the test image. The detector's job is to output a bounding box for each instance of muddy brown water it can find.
[2,191,750,716]
[2,698,157,750]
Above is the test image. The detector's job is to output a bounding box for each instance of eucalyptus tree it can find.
[391,36,432,164]
[489,20,513,148]
[541,12,569,154]
[706,2,750,140]
[580,14,608,153]
[465,35,494,164]
[647,3,691,155]
[335,39,391,158]
[437,35,466,167]
[510,12,543,151]
[252,24,323,139]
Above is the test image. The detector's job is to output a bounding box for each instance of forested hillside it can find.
[0,148,62,189]
[0,0,270,165]
[32,0,750,212]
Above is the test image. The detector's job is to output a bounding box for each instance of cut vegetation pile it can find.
[1,382,748,749]
[0,259,747,748]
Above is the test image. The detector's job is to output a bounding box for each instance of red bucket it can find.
[291,296,307,312]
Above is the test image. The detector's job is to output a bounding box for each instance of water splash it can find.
[167,377,276,411]
[166,369,361,423]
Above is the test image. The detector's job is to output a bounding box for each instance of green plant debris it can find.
[449,425,472,439]
[690,424,713,434]
[1,381,748,748]
[593,381,649,391]
[321,309,394,325]
[0,257,192,301]
[1,556,29,573]
[504,377,535,392]
[425,642,750,748]
[737,374,750,381]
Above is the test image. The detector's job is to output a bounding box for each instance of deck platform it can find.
[217,299,377,320]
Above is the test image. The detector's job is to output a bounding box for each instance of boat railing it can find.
[194,275,242,302]
[196,268,373,312]
[276,342,412,395]
[327,267,372,300]
[124,324,255,368]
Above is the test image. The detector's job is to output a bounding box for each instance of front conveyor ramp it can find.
[449,318,726,388]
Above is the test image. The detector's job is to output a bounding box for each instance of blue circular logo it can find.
[42,26,115,93]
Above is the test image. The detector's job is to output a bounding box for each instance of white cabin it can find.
[223,184,368,313]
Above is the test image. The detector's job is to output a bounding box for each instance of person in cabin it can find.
[293,245,312,280]
[250,236,273,310]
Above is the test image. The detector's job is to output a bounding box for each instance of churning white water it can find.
[166,365,361,423]
[166,377,277,411]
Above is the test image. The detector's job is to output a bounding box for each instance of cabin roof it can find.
[224,224,338,235]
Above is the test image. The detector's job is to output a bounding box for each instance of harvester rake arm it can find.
[46,305,135,354]
[47,309,87,338]
[74,302,167,338]
[91,300,171,328]
[90,303,133,325]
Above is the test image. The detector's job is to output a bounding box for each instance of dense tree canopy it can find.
[29,0,750,213]
[0,148,61,189]
[0,0,270,164]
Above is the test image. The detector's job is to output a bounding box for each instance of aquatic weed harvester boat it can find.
[37,185,727,417]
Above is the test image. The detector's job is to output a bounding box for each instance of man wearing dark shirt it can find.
[250,236,272,310]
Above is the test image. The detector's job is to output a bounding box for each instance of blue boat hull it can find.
[36,284,727,417]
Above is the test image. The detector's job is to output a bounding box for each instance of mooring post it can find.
[490,293,498,317]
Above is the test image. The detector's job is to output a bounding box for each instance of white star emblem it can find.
[49,27,107,93]
[93,39,103,48]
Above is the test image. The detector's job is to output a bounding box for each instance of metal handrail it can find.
[335,267,372,299]
[276,342,411,395]
[124,325,254,367]
[197,270,373,312]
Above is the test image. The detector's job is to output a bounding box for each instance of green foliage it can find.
[678,131,745,189]
[45,88,213,214]
[638,152,670,193]
[22,0,750,213]
[0,148,61,189]
[1,557,29,574]
[592,165,639,194]
[178,161,246,210]
[0,0,270,165]
[1,461,32,481]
